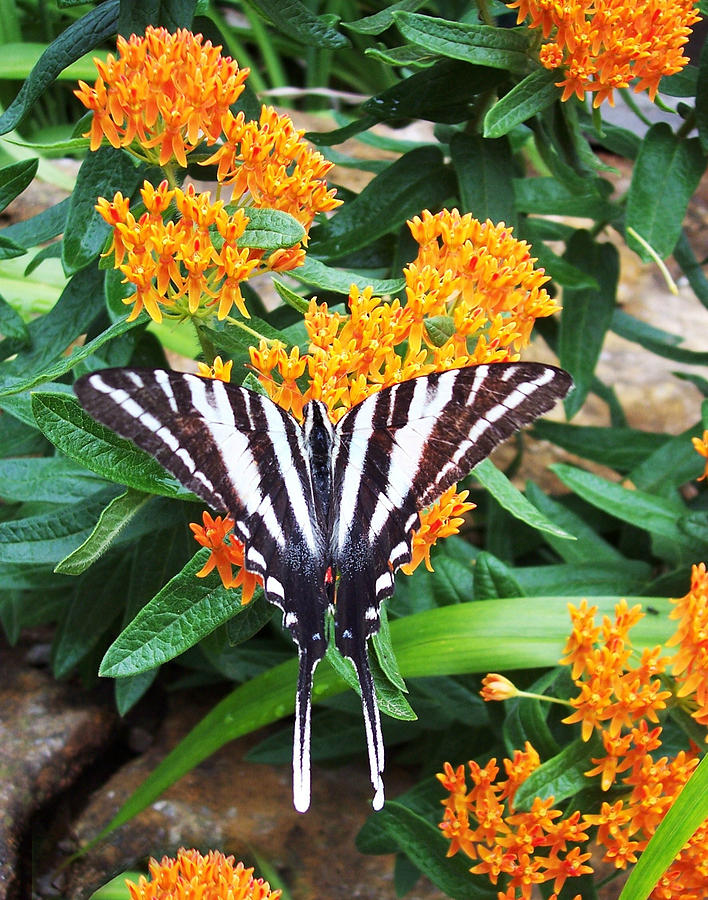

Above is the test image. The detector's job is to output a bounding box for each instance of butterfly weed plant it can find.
[0,1,708,898]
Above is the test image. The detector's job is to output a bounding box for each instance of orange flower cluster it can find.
[692,430,708,481]
[126,847,280,900]
[444,597,708,899]
[97,181,259,322]
[250,210,559,422]
[79,27,340,323]
[438,746,590,900]
[189,511,262,603]
[507,0,700,107]
[668,562,708,727]
[245,210,557,574]
[75,27,249,165]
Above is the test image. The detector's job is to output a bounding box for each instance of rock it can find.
[0,635,116,900]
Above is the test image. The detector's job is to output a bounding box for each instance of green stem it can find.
[516,690,573,708]
[194,320,217,364]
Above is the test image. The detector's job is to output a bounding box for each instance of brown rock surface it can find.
[0,637,116,900]
[54,690,439,900]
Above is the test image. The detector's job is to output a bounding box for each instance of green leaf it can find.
[0,488,120,564]
[619,753,708,900]
[0,263,103,380]
[0,159,38,215]
[86,595,674,846]
[525,480,625,564]
[503,668,562,759]
[551,463,690,544]
[225,591,273,645]
[236,208,305,250]
[393,12,532,72]
[514,732,603,810]
[559,232,619,416]
[0,317,142,397]
[100,549,244,677]
[52,561,124,678]
[31,392,192,500]
[290,257,405,297]
[62,147,142,275]
[522,233,599,290]
[473,551,522,600]
[55,489,153,575]
[242,0,348,47]
[674,231,708,310]
[484,68,561,138]
[611,308,708,365]
[345,0,427,35]
[696,39,708,154]
[514,176,617,220]
[451,132,516,227]
[532,420,667,472]
[371,603,407,693]
[0,457,106,503]
[363,59,506,124]
[629,423,705,496]
[310,147,453,258]
[1,197,69,250]
[0,0,120,134]
[473,458,575,540]
[118,0,196,34]
[358,802,496,899]
[0,294,28,343]
[516,559,651,596]
[625,124,705,261]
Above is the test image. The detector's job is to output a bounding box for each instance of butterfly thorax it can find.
[302,399,335,534]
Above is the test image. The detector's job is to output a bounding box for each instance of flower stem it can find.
[517,690,574,708]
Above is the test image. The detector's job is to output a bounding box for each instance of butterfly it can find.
[75,361,572,812]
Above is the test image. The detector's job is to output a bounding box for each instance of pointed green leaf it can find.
[100,549,245,677]
[473,458,575,540]
[31,392,192,500]
[290,257,405,296]
[484,67,561,138]
[514,732,604,810]
[0,295,29,343]
[473,551,522,600]
[0,159,39,214]
[393,12,532,72]
[626,123,705,261]
[0,0,120,134]
[0,488,120,564]
[236,208,305,250]
[451,132,516,227]
[611,308,708,365]
[310,147,453,258]
[243,0,348,47]
[345,0,427,35]
[559,232,619,416]
[532,420,667,472]
[0,457,106,503]
[55,488,152,575]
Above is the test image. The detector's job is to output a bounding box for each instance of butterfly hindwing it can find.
[75,368,329,811]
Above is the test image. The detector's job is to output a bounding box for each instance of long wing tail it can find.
[347,639,385,810]
[293,648,320,812]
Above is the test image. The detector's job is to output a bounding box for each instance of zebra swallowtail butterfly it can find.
[75,362,572,812]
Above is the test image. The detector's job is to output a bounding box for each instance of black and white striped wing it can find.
[331,362,572,808]
[74,368,329,812]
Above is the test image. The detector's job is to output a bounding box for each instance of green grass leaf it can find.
[619,753,708,900]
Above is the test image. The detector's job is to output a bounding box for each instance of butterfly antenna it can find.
[349,642,385,810]
[293,647,318,813]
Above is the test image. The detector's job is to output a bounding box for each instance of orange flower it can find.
[668,562,708,727]
[189,512,261,603]
[401,486,475,574]
[692,430,708,481]
[126,848,280,900]
[197,355,233,382]
[75,27,249,163]
[481,673,519,702]
[438,744,591,899]
[508,0,700,107]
